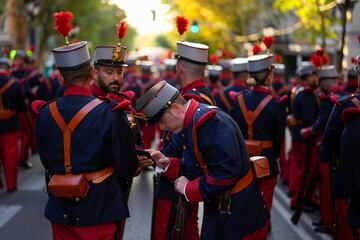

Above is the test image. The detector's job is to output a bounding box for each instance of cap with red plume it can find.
[262,36,274,51]
[275,54,282,63]
[311,48,330,68]
[252,44,262,55]
[116,19,128,45]
[176,16,190,41]
[210,54,219,65]
[53,11,74,45]
[351,56,358,65]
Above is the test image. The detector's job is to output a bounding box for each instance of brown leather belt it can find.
[84,166,113,182]
[231,169,254,195]
[259,140,273,149]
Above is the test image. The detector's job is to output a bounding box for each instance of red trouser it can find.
[0,130,19,190]
[140,120,157,149]
[244,176,277,240]
[334,197,353,240]
[51,223,117,240]
[289,141,318,208]
[319,162,333,229]
[152,198,199,240]
[18,112,31,163]
[279,138,288,183]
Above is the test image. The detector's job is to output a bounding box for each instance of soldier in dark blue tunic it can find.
[229,54,287,238]
[0,57,27,192]
[32,28,137,239]
[136,81,268,240]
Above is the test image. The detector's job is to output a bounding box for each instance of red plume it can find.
[252,44,262,55]
[322,54,330,64]
[351,57,357,64]
[210,54,219,65]
[220,50,227,59]
[116,19,128,41]
[316,48,324,56]
[53,11,74,38]
[175,16,189,37]
[311,54,323,68]
[262,36,274,49]
[228,51,235,59]
[275,54,282,63]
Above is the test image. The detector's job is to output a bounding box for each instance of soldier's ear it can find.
[89,67,96,80]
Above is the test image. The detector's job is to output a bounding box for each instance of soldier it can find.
[136,80,269,240]
[151,39,216,240]
[229,54,287,238]
[32,12,137,239]
[206,64,223,93]
[322,61,360,239]
[300,65,343,233]
[213,58,249,113]
[287,63,319,211]
[337,58,360,239]
[10,51,33,169]
[161,58,178,88]
[219,58,232,87]
[344,67,358,94]
[0,57,27,192]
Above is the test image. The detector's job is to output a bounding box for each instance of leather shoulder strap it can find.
[237,94,273,139]
[351,97,360,109]
[49,98,103,173]
[219,90,230,110]
[200,93,215,106]
[0,79,15,95]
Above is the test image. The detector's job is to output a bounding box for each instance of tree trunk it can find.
[6,0,28,49]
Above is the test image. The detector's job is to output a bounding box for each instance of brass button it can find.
[62,214,68,219]
[183,145,186,150]
[74,197,80,202]
[75,217,80,222]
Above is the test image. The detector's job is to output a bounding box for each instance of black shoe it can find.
[312,220,323,227]
[7,187,17,193]
[19,161,33,169]
[304,204,316,213]
[314,225,331,234]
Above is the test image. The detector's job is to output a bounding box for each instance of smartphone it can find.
[136,149,152,159]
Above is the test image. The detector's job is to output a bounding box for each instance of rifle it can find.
[150,173,159,239]
[215,190,232,239]
[173,193,184,240]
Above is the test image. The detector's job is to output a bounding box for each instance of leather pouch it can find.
[245,140,262,155]
[48,174,89,199]
[250,156,270,179]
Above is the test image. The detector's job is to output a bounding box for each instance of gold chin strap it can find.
[131,112,150,121]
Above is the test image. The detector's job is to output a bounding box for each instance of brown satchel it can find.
[0,79,16,120]
[47,99,104,199]
[250,156,270,178]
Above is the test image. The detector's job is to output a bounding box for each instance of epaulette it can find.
[229,90,238,101]
[112,100,132,112]
[195,109,217,129]
[101,95,133,112]
[277,95,288,103]
[342,107,360,122]
[120,90,136,102]
[31,99,56,114]
[183,92,203,103]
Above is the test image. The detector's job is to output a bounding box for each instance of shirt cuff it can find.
[183,181,189,202]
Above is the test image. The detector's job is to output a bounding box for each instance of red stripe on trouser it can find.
[279,138,288,183]
[18,112,31,162]
[319,162,333,229]
[334,197,353,240]
[140,120,157,149]
[289,141,318,208]
[0,131,19,190]
[152,197,199,240]
[51,222,117,240]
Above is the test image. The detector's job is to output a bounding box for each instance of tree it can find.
[273,0,337,48]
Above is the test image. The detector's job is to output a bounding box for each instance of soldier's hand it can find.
[137,155,154,168]
[148,149,169,169]
[174,176,189,195]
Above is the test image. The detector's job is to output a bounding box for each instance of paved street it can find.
[0,154,332,240]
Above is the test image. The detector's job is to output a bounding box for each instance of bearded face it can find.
[95,65,124,94]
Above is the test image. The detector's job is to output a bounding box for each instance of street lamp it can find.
[336,0,357,71]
